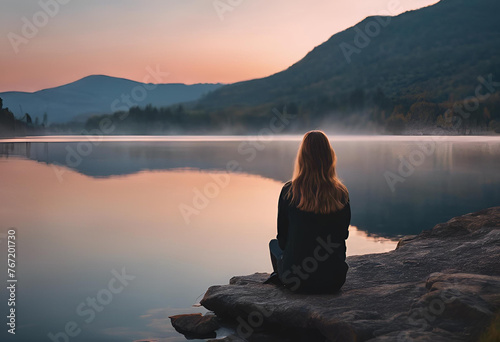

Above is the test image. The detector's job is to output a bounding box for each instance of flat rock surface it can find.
[201,207,500,341]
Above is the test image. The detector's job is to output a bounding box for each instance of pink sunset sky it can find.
[1,0,439,93]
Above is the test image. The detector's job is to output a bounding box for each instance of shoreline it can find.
[1,133,500,143]
[171,207,500,341]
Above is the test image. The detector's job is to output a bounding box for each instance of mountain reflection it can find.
[1,136,499,237]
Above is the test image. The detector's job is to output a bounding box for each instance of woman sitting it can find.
[266,130,351,294]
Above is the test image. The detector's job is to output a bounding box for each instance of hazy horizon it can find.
[1,0,439,93]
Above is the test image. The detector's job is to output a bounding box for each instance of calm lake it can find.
[0,135,499,342]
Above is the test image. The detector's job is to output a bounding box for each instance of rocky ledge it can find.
[174,207,500,341]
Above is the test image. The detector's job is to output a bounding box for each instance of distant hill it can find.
[0,75,223,123]
[196,0,500,127]
[8,0,499,135]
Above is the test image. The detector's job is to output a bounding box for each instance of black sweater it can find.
[277,181,351,293]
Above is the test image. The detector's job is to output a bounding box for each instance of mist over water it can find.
[2,135,499,236]
[0,135,499,341]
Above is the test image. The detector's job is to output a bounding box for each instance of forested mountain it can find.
[190,0,500,133]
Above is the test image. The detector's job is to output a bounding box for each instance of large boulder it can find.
[200,207,500,341]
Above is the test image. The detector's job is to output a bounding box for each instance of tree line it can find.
[0,97,48,137]
[76,87,500,135]
[3,87,500,137]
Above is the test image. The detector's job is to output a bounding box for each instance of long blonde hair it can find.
[288,130,349,214]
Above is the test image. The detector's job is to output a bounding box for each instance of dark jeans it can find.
[268,238,347,293]
[269,239,283,275]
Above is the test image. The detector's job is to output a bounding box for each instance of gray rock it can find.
[200,207,500,341]
[168,313,219,339]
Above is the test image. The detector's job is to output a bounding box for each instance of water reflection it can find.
[1,136,499,237]
[0,159,396,342]
[1,136,499,342]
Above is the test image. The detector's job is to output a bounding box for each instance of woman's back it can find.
[277,181,350,293]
